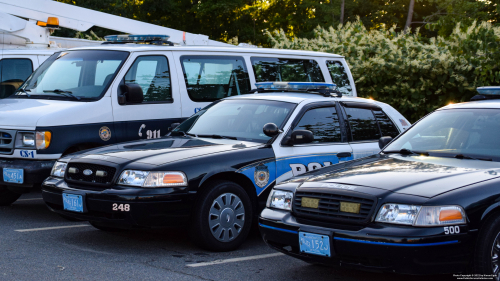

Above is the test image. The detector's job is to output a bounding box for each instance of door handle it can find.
[337,152,352,158]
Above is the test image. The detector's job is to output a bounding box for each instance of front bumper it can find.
[259,208,476,275]
[41,177,194,229]
[0,158,55,191]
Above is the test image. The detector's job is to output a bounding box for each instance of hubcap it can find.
[208,193,245,242]
[492,232,500,280]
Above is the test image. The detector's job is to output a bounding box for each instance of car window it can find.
[295,106,342,143]
[344,107,381,141]
[124,56,172,103]
[251,57,325,83]
[0,59,33,99]
[181,56,251,102]
[373,109,400,138]
[326,61,352,96]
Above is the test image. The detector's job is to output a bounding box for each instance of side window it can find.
[0,59,33,99]
[373,109,400,138]
[344,107,381,141]
[180,56,251,102]
[326,61,352,96]
[295,107,341,143]
[124,56,172,103]
[251,57,325,82]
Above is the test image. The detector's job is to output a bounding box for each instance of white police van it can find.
[0,34,375,206]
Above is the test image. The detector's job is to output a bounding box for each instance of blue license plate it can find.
[299,232,331,257]
[3,168,24,184]
[63,193,84,213]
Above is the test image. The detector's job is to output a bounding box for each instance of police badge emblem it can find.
[254,164,270,188]
[99,126,111,141]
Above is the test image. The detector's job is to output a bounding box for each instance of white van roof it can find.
[69,45,344,58]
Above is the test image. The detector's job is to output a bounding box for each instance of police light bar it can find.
[103,34,172,45]
[477,86,500,96]
[255,82,336,91]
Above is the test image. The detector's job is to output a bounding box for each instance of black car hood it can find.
[301,155,500,198]
[69,137,262,166]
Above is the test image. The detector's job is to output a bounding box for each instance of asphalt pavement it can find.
[0,190,458,281]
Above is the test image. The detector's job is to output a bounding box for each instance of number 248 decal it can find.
[444,226,460,235]
[112,203,130,212]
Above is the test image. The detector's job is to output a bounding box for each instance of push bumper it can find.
[259,208,476,275]
[41,177,194,229]
[0,158,55,191]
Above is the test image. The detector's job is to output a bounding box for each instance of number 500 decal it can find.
[444,226,460,235]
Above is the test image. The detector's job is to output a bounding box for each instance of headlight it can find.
[16,131,51,149]
[118,170,187,187]
[50,161,67,178]
[266,190,293,211]
[375,204,466,226]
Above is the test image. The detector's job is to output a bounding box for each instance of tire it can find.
[0,185,22,206]
[475,214,500,279]
[89,221,126,232]
[189,180,253,252]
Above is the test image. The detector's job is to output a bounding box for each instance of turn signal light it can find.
[439,209,463,222]
[36,131,51,150]
[163,174,185,184]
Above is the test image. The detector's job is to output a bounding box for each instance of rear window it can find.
[251,57,324,82]
[0,59,33,99]
[181,56,251,102]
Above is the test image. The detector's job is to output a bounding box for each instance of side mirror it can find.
[379,136,393,149]
[170,123,180,131]
[119,84,144,105]
[290,130,314,145]
[263,123,280,137]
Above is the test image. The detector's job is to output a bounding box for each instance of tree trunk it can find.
[404,0,415,33]
[340,0,345,25]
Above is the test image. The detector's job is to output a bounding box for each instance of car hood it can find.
[68,137,262,167]
[0,98,85,129]
[301,154,500,198]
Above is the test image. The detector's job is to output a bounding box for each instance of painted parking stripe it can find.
[15,225,91,232]
[186,253,284,268]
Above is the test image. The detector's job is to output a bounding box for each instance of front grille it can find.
[293,191,376,225]
[65,163,117,185]
[0,130,15,155]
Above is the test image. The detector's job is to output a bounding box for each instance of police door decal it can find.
[237,160,277,196]
[276,153,353,183]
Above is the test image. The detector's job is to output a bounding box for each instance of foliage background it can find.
[55,0,500,121]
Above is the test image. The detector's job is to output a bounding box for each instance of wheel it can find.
[475,215,500,279]
[89,221,126,232]
[0,185,22,206]
[190,180,253,252]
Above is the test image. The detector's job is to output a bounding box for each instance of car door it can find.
[340,101,399,159]
[111,52,183,142]
[272,101,353,183]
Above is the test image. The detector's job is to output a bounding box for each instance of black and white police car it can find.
[41,82,409,251]
[0,34,360,206]
[259,86,500,276]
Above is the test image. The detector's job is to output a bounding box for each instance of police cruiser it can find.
[0,30,365,206]
[40,82,409,251]
[259,86,500,276]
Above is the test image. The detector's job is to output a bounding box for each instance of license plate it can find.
[3,168,24,184]
[301,197,319,209]
[63,193,84,213]
[299,232,331,257]
[340,202,361,214]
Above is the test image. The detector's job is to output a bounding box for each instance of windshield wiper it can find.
[383,148,429,156]
[43,89,81,101]
[197,134,237,140]
[17,88,31,97]
[454,154,492,161]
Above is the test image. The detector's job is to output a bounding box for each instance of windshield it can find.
[14,50,129,101]
[174,99,296,143]
[384,108,500,161]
